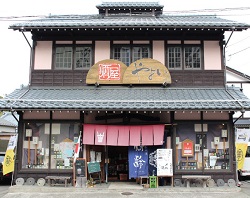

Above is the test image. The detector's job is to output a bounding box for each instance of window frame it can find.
[53,43,93,70]
[21,121,81,170]
[112,44,151,66]
[166,44,203,70]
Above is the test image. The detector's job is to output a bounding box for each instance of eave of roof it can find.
[0,86,250,112]
[226,66,250,81]
[9,14,250,31]
[96,1,164,9]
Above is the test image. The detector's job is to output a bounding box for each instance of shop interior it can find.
[107,146,129,181]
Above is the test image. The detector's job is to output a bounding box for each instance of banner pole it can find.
[10,134,18,186]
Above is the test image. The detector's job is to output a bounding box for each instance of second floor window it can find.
[167,46,201,70]
[113,45,151,66]
[54,45,92,70]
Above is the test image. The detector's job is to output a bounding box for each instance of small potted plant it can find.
[86,178,95,187]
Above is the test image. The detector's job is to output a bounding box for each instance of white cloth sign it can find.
[157,149,173,176]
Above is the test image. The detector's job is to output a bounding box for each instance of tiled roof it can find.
[0,118,16,127]
[0,86,250,111]
[226,66,250,80]
[9,14,249,30]
[96,2,164,9]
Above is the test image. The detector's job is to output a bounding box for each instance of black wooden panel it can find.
[31,70,224,87]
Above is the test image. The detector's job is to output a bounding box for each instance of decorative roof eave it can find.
[1,98,250,112]
[14,26,245,33]
[1,86,249,112]
[96,2,164,9]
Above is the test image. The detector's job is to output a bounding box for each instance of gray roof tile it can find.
[9,14,249,30]
[96,2,163,9]
[0,86,250,111]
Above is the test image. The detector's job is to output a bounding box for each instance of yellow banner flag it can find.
[236,143,248,170]
[3,149,15,175]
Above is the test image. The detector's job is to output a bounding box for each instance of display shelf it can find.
[179,160,197,170]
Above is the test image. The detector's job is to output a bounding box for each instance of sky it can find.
[0,0,250,97]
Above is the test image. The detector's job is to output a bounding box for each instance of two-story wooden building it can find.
[1,2,250,187]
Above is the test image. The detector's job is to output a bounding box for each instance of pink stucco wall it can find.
[33,40,222,70]
[34,41,52,69]
[95,41,110,63]
[153,40,165,64]
[204,41,222,70]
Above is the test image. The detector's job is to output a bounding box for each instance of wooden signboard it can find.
[123,58,172,84]
[86,58,172,85]
[182,139,194,157]
[87,161,101,174]
[86,59,127,84]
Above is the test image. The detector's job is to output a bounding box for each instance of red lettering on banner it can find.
[99,63,120,80]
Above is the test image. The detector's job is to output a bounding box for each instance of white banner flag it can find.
[236,129,250,143]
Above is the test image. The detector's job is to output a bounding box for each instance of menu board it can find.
[157,149,173,176]
[75,158,86,177]
[87,161,101,174]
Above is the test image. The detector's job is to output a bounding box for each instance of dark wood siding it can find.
[31,70,87,86]
[30,70,225,87]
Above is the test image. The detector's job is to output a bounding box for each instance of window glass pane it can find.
[50,123,80,170]
[184,47,201,69]
[75,47,92,69]
[22,123,50,169]
[113,45,150,66]
[113,46,130,66]
[22,122,80,170]
[55,47,72,69]
[132,47,150,62]
[175,123,230,172]
[167,47,182,69]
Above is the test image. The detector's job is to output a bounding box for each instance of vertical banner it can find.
[157,149,173,176]
[128,146,148,179]
[236,129,250,170]
[148,146,161,176]
[3,135,18,175]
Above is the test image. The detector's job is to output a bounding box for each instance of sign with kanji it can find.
[86,58,172,85]
[99,63,120,80]
[157,149,173,176]
[86,59,127,84]
[182,139,194,157]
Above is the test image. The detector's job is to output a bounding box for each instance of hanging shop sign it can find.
[182,139,194,157]
[86,58,172,85]
[128,146,148,179]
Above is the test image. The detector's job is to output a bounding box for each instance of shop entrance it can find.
[107,146,128,181]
